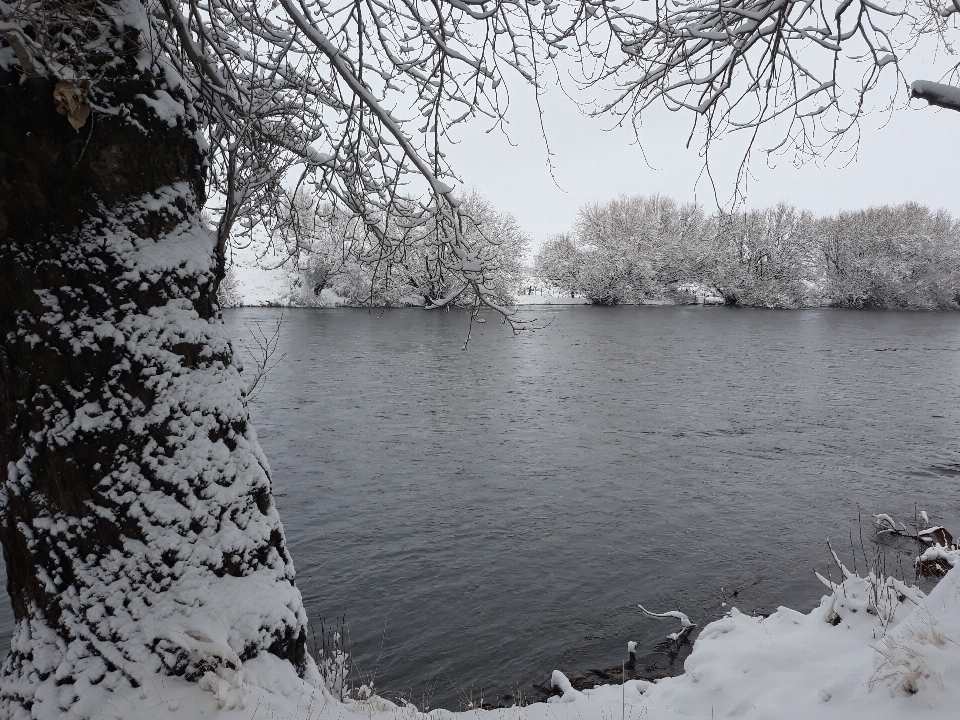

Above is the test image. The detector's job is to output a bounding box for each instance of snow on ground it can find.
[513,271,589,305]
[110,561,960,719]
[231,257,289,306]
[513,293,589,305]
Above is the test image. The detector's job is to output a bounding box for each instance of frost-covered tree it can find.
[534,196,714,304]
[574,197,663,303]
[0,0,541,715]
[574,196,714,303]
[551,0,960,192]
[281,196,359,306]
[534,234,584,298]
[0,79,312,717]
[452,192,530,306]
[286,191,529,307]
[217,262,244,308]
[536,196,958,308]
[713,205,817,308]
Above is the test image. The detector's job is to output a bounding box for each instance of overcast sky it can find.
[444,73,960,256]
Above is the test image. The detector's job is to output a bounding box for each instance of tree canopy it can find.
[4,0,956,284]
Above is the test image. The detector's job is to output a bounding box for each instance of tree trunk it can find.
[0,63,309,717]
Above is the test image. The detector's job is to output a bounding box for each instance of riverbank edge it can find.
[84,560,960,719]
[226,297,933,310]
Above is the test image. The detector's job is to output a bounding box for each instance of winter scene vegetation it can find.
[277,190,528,309]
[221,195,960,310]
[534,198,960,309]
[2,0,960,717]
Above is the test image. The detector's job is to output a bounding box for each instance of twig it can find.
[239,315,287,401]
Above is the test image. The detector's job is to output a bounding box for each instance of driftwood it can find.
[874,513,958,578]
[874,514,956,548]
[918,526,953,548]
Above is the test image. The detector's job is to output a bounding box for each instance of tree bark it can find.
[0,61,309,718]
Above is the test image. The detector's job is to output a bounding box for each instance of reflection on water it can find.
[2,306,959,709]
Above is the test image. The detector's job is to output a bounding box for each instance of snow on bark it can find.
[0,71,309,718]
[911,80,960,112]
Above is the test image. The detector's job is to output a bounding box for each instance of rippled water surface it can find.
[3,306,960,708]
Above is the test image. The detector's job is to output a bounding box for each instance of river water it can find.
[1,306,959,708]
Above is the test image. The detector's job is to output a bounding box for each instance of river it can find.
[1,305,959,708]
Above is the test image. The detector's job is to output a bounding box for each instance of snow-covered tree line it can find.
[535,196,960,309]
[282,191,529,308]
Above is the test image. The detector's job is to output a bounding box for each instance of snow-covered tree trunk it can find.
[0,65,309,717]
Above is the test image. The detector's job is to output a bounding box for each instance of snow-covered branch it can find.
[911,79,960,110]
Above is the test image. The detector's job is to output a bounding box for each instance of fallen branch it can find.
[638,604,697,642]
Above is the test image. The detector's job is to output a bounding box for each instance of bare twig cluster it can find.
[238,316,286,401]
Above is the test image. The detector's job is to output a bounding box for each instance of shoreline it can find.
[224,300,947,310]
[104,559,960,719]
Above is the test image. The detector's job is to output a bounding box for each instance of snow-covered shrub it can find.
[282,190,528,308]
[870,614,949,696]
[816,546,926,629]
[819,203,960,309]
[317,629,351,701]
[712,205,817,308]
[217,263,244,308]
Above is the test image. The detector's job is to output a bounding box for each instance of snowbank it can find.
[107,562,960,719]
[230,260,290,306]
[513,294,589,305]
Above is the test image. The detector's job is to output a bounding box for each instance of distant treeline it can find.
[534,196,960,309]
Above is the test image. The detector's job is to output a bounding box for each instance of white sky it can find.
[444,74,960,257]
